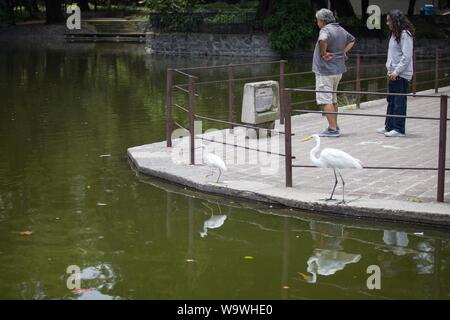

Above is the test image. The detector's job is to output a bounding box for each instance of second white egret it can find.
[200,145,227,183]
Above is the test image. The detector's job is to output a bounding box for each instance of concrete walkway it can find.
[128,86,450,227]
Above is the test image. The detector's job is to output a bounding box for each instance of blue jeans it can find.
[385,77,409,134]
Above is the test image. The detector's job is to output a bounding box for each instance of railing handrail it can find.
[286,88,447,99]
[166,53,449,202]
[175,60,286,72]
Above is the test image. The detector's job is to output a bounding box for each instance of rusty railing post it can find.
[435,48,439,93]
[166,69,173,147]
[284,90,292,188]
[412,49,417,95]
[279,60,287,125]
[437,95,448,202]
[188,76,196,165]
[228,65,235,132]
[356,54,361,108]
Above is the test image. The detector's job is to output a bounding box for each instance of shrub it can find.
[264,0,315,54]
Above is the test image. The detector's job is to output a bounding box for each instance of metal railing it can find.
[165,53,450,202]
[283,88,448,202]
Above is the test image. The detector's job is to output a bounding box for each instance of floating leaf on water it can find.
[19,231,33,236]
[298,272,309,281]
[72,288,91,294]
[243,256,254,260]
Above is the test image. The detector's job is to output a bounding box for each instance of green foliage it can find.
[194,0,258,12]
[145,0,202,13]
[264,0,315,54]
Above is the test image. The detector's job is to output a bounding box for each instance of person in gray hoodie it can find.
[377,9,415,137]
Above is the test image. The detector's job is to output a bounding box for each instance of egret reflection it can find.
[305,221,361,283]
[200,202,227,238]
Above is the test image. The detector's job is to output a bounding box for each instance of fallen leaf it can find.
[298,272,309,281]
[19,231,33,236]
[72,288,91,294]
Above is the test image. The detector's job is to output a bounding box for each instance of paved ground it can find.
[128,86,450,226]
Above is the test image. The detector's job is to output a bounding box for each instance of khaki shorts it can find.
[315,74,342,105]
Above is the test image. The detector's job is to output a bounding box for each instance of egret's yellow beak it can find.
[301,136,313,142]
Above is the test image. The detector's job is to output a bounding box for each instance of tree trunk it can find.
[2,0,14,16]
[311,0,328,11]
[25,0,40,18]
[361,0,369,24]
[45,0,64,24]
[330,0,355,17]
[408,0,416,16]
[256,0,275,20]
[77,0,90,11]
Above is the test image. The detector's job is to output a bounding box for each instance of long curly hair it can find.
[388,9,415,43]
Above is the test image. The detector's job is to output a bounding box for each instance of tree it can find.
[330,0,355,17]
[264,0,314,54]
[77,0,90,11]
[408,0,416,16]
[45,0,64,24]
[145,0,199,13]
[311,0,328,10]
[24,0,40,18]
[256,0,274,20]
[361,0,369,25]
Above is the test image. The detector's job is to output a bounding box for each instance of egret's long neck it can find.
[310,136,321,166]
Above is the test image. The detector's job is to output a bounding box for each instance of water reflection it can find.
[305,221,361,284]
[0,43,449,299]
[199,202,227,238]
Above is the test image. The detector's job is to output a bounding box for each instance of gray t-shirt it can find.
[312,23,355,76]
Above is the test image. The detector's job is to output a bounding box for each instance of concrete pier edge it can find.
[128,86,450,228]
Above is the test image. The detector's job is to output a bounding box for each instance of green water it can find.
[0,43,449,300]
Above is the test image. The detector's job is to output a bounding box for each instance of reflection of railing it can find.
[165,55,449,203]
[149,11,263,34]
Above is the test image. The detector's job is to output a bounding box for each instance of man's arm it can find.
[343,40,355,61]
[319,40,333,61]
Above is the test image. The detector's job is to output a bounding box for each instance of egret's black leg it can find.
[325,168,338,201]
[337,170,346,204]
[216,168,222,183]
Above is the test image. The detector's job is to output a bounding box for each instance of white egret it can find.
[302,134,363,203]
[200,144,227,183]
[200,202,227,238]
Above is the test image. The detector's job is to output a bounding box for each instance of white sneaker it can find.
[376,127,387,134]
[384,130,405,137]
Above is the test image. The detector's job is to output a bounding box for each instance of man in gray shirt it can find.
[312,9,355,137]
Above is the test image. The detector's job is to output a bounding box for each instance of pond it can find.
[0,43,449,299]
